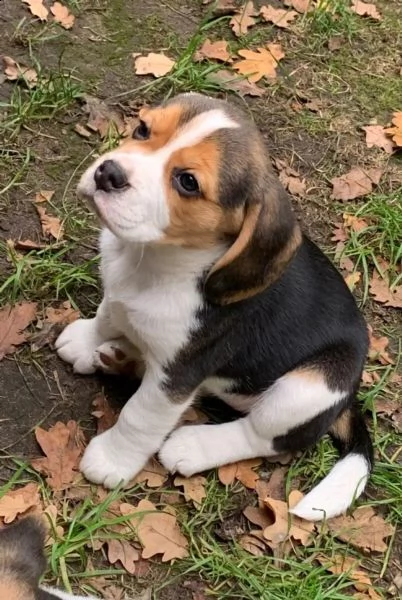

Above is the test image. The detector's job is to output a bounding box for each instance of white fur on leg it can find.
[41,587,97,600]
[55,318,105,374]
[160,419,275,476]
[290,454,370,521]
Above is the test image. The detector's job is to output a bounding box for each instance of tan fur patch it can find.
[119,104,184,153]
[330,408,352,443]
[291,368,325,384]
[161,138,236,248]
[0,577,33,600]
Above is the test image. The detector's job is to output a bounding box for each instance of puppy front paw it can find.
[55,318,104,374]
[94,339,145,377]
[160,426,209,477]
[80,429,146,488]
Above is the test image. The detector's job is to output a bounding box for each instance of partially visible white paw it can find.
[159,426,210,477]
[80,428,146,488]
[55,318,104,374]
[94,339,144,377]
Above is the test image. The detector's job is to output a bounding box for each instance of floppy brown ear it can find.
[205,178,301,305]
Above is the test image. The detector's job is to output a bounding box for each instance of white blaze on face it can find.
[77,108,239,243]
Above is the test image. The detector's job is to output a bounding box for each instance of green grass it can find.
[0,243,99,305]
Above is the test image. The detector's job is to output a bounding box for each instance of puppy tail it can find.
[289,404,373,521]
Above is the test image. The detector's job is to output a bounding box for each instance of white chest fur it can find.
[99,229,224,364]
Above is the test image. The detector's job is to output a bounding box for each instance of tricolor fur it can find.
[56,93,373,521]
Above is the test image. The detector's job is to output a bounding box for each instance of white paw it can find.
[94,339,144,377]
[159,426,209,477]
[80,428,146,488]
[55,318,105,374]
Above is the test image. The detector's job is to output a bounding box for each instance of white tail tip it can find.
[289,453,370,522]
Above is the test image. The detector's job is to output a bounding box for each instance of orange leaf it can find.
[243,505,274,529]
[384,112,402,147]
[230,1,257,37]
[367,326,394,365]
[218,458,262,489]
[284,0,311,13]
[350,0,382,21]
[262,490,315,549]
[34,190,55,203]
[369,269,402,309]
[50,2,75,29]
[174,475,207,507]
[134,457,169,488]
[31,421,86,490]
[344,271,361,291]
[134,53,175,78]
[45,301,80,326]
[91,393,118,434]
[120,500,188,562]
[0,302,37,360]
[194,39,231,62]
[362,125,394,154]
[343,213,369,233]
[107,539,140,574]
[330,167,382,201]
[327,506,395,552]
[0,483,42,524]
[233,44,285,83]
[22,0,49,20]
[35,205,64,240]
[316,554,382,599]
[276,158,306,196]
[2,56,38,88]
[260,5,298,28]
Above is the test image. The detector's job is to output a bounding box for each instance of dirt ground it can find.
[0,0,401,599]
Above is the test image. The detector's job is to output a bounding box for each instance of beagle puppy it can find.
[56,93,373,521]
[0,517,91,600]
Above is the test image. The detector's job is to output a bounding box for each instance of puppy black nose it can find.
[94,160,128,192]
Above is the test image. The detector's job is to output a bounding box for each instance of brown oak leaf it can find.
[174,475,207,507]
[350,0,382,21]
[384,112,402,147]
[230,1,257,37]
[284,0,311,13]
[34,190,55,204]
[133,458,169,488]
[107,539,140,574]
[194,39,231,62]
[0,483,42,524]
[218,458,262,489]
[31,421,86,490]
[50,2,75,29]
[367,326,394,365]
[362,125,394,154]
[0,302,37,360]
[327,505,395,552]
[233,44,285,83]
[35,205,64,240]
[316,554,382,599]
[331,167,382,201]
[22,0,49,20]
[134,53,175,78]
[92,393,118,434]
[369,270,402,309]
[2,56,38,88]
[260,5,298,28]
[262,490,315,549]
[120,500,188,562]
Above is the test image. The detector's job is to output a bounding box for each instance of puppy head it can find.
[78,92,301,303]
[0,516,47,599]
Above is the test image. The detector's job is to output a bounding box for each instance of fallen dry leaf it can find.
[384,112,402,147]
[83,95,125,139]
[343,213,369,233]
[34,190,55,204]
[362,125,394,154]
[50,2,75,29]
[22,0,49,20]
[134,53,175,78]
[30,301,80,351]
[331,222,348,243]
[276,158,306,196]
[205,0,238,16]
[0,483,41,524]
[120,500,188,562]
[234,43,285,83]
[316,554,382,600]
[243,505,274,529]
[31,421,86,490]
[350,0,382,21]
[107,539,140,574]
[133,457,169,488]
[43,504,64,545]
[218,458,262,489]
[344,271,361,292]
[369,269,402,309]
[45,301,80,326]
[260,5,298,28]
[74,123,92,138]
[13,239,47,251]
[331,167,382,201]
[206,69,265,97]
[194,39,231,62]
[284,0,310,12]
[0,302,37,360]
[239,531,267,555]
[230,1,257,37]
[2,56,38,88]
[92,393,118,434]
[263,490,315,549]
[327,505,395,553]
[339,255,355,272]
[259,467,287,501]
[35,205,64,240]
[368,326,394,365]
[174,475,207,507]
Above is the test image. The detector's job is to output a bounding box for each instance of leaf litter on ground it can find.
[218,458,262,488]
[331,167,383,201]
[0,302,37,360]
[0,483,42,524]
[259,5,298,28]
[233,43,285,83]
[194,39,232,62]
[230,1,258,37]
[134,53,175,78]
[1,55,38,88]
[22,0,49,21]
[50,2,75,29]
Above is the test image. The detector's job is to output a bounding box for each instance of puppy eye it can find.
[133,120,150,140]
[173,172,200,197]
